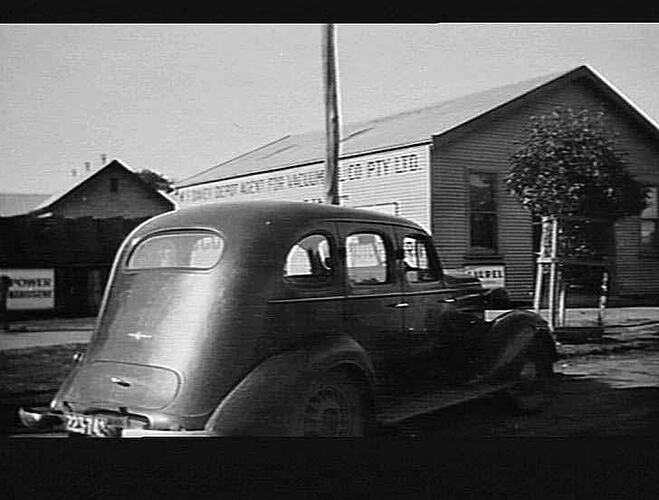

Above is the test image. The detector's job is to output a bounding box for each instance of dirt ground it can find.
[2,342,659,438]
[0,343,85,435]
[385,347,659,438]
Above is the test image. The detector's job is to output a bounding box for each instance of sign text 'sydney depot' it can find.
[177,152,422,205]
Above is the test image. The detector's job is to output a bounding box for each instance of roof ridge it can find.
[30,162,118,212]
[346,66,578,128]
[30,159,174,213]
[247,67,578,146]
[180,65,637,188]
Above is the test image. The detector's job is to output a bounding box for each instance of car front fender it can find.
[478,309,555,378]
[204,334,375,436]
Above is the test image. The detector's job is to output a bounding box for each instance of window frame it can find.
[283,231,338,288]
[400,233,442,285]
[344,230,394,287]
[125,229,225,271]
[468,170,499,253]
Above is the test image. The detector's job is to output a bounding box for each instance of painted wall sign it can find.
[175,145,432,232]
[462,264,505,289]
[0,268,55,310]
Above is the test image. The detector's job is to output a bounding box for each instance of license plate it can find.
[65,413,122,437]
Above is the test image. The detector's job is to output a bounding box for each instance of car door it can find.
[394,227,459,378]
[272,222,345,344]
[338,222,406,375]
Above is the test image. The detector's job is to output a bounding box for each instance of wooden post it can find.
[533,259,544,313]
[547,217,559,332]
[322,24,340,205]
[533,216,550,313]
[557,275,567,327]
[597,270,609,328]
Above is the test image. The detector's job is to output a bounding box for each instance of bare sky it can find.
[2,23,659,194]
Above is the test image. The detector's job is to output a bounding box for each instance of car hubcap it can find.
[303,386,350,436]
[519,360,537,381]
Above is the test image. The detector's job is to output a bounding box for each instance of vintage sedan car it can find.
[20,200,556,437]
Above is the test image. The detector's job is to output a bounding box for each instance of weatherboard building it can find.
[174,65,659,304]
[0,159,176,316]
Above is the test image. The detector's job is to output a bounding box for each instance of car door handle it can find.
[110,377,131,388]
[438,297,456,303]
[389,302,409,308]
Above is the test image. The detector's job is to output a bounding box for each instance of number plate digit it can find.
[65,414,115,437]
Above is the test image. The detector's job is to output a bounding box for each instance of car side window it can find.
[284,234,334,285]
[402,235,440,283]
[346,232,390,285]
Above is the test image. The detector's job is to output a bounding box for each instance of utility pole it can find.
[322,23,340,205]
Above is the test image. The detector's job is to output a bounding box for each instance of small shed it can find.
[30,159,175,219]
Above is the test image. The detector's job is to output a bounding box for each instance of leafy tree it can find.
[506,107,648,313]
[137,169,175,194]
[507,107,646,221]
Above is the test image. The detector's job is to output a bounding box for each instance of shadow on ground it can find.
[382,373,659,438]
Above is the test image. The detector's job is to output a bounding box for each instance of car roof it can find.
[135,200,425,236]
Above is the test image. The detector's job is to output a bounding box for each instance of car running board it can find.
[376,381,514,425]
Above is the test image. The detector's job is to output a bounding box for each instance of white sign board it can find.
[0,269,55,310]
[175,144,432,232]
[353,202,399,216]
[462,264,505,289]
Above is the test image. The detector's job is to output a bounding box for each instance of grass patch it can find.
[0,343,88,396]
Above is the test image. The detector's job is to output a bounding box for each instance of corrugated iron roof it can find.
[0,193,50,217]
[178,67,572,187]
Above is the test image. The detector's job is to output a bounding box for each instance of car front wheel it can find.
[505,341,555,414]
[300,370,368,437]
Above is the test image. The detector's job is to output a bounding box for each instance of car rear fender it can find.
[480,309,555,376]
[204,334,375,436]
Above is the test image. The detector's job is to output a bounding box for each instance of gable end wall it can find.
[431,78,659,301]
[50,166,172,219]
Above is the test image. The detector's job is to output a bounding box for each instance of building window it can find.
[641,186,658,257]
[469,171,497,252]
[110,178,119,192]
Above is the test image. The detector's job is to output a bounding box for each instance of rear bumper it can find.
[18,406,65,431]
[18,406,211,438]
[121,429,210,438]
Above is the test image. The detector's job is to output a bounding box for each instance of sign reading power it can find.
[0,268,55,310]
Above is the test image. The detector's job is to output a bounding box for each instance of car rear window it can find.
[127,231,224,270]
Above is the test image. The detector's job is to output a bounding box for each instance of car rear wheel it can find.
[301,370,368,437]
[505,341,555,414]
